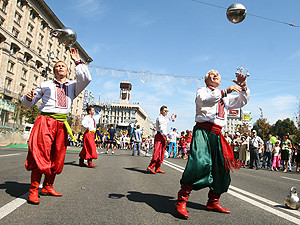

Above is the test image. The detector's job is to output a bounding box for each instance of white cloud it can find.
[287,50,300,61]
[189,55,211,64]
[244,94,298,125]
[129,12,156,27]
[72,0,106,19]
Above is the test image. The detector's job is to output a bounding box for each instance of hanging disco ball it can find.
[226,3,247,24]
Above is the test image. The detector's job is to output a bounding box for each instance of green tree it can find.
[270,118,298,140]
[252,118,271,140]
[24,105,40,124]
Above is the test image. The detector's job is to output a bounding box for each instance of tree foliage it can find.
[270,118,299,140]
[23,105,40,124]
[252,118,271,140]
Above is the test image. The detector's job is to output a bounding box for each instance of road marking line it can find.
[0,192,28,220]
[281,176,300,182]
[163,159,300,223]
[0,153,21,158]
[230,186,300,217]
[228,190,300,224]
[163,160,184,171]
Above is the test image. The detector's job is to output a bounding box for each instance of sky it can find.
[44,0,300,132]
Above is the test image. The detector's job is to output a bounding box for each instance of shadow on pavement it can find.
[124,167,149,174]
[110,191,207,218]
[64,160,81,167]
[0,181,30,199]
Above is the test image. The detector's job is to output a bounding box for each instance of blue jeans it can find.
[133,142,141,156]
[168,142,177,158]
[262,151,272,168]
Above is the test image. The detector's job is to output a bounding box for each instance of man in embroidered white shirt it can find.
[79,106,101,167]
[147,105,176,174]
[21,48,91,205]
[175,69,250,218]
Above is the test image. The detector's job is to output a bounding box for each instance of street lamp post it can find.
[42,51,55,78]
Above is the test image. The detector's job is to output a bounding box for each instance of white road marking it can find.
[163,159,300,224]
[281,176,300,182]
[0,192,28,220]
[0,153,21,158]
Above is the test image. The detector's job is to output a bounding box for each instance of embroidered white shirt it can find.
[21,64,91,114]
[156,114,170,136]
[82,114,101,131]
[195,86,250,127]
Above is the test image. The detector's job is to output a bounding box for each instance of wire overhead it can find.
[191,0,299,27]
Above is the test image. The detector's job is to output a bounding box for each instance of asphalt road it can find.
[0,147,300,225]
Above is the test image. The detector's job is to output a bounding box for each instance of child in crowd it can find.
[239,136,248,167]
[271,141,281,171]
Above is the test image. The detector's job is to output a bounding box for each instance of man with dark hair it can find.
[106,125,116,154]
[21,48,91,204]
[175,69,250,218]
[262,134,274,169]
[147,105,176,174]
[132,125,143,156]
[79,106,101,167]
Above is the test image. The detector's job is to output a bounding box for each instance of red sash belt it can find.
[196,122,243,172]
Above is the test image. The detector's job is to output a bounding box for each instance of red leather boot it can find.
[88,159,98,168]
[40,174,62,197]
[79,157,87,167]
[206,190,231,213]
[175,184,193,218]
[155,165,165,173]
[28,170,42,204]
[147,162,156,174]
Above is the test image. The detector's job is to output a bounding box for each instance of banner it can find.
[228,109,240,116]
[0,99,15,113]
[243,114,251,120]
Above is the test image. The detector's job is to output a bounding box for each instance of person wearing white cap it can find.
[249,130,264,170]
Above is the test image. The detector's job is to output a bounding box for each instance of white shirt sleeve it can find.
[226,88,250,109]
[20,85,43,108]
[74,64,92,97]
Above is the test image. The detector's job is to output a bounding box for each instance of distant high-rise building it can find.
[120,81,132,104]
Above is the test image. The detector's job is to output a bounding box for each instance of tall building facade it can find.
[0,0,92,127]
[224,109,252,134]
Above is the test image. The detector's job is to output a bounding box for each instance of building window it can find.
[36,60,42,69]
[27,23,34,34]
[17,0,25,9]
[20,84,25,93]
[39,33,43,44]
[0,16,4,26]
[41,20,47,30]
[7,61,15,73]
[10,43,20,55]
[12,27,20,38]
[34,75,38,84]
[14,11,22,25]
[0,0,8,13]
[22,69,27,80]
[48,42,52,50]
[25,38,32,48]
[5,78,12,90]
[37,47,42,55]
[24,53,32,63]
[30,10,37,21]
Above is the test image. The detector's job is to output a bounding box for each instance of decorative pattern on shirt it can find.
[55,81,68,109]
